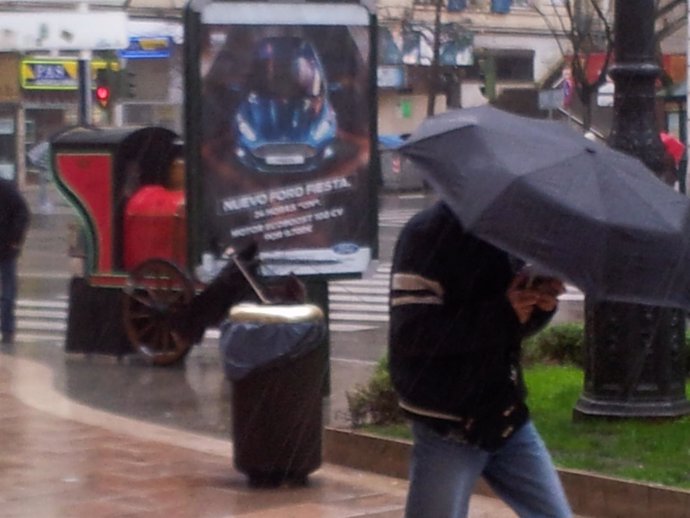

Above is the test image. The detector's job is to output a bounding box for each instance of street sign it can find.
[0,12,128,51]
[119,36,172,59]
[597,81,615,107]
[20,59,119,90]
[538,88,564,110]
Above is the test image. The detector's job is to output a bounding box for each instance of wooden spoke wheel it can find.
[123,259,195,366]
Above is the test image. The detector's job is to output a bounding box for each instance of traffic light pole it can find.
[78,51,92,126]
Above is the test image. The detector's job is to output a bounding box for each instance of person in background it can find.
[389,201,571,518]
[660,131,686,190]
[0,179,30,345]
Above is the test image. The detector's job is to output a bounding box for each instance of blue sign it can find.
[491,0,512,13]
[377,66,405,89]
[118,36,172,59]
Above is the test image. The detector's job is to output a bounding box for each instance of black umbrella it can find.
[398,105,690,309]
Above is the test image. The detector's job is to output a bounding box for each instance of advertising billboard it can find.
[186,1,376,277]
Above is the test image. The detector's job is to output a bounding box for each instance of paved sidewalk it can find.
[5,184,583,517]
[0,353,525,518]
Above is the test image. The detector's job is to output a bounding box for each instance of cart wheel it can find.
[123,258,195,366]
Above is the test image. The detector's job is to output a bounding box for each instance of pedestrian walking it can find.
[0,179,30,344]
[388,201,571,518]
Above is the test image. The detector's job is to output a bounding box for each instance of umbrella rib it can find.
[610,171,688,231]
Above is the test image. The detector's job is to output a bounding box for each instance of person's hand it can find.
[506,273,539,323]
[533,278,565,312]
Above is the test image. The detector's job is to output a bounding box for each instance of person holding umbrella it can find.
[388,201,571,517]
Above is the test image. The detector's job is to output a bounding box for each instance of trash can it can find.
[220,302,327,487]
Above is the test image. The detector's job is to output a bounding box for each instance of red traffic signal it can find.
[94,68,113,109]
[95,85,111,107]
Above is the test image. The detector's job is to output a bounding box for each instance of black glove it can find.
[173,242,260,344]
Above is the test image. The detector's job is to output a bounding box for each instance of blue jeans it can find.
[0,257,17,338]
[405,420,572,518]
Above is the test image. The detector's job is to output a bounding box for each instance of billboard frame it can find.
[184,0,379,281]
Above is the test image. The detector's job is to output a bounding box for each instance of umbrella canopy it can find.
[398,105,690,309]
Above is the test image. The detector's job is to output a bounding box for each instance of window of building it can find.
[495,53,533,81]
[465,49,534,82]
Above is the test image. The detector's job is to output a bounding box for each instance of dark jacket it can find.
[388,202,553,451]
[0,179,30,261]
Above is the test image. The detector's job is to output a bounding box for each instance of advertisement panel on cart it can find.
[186,1,376,278]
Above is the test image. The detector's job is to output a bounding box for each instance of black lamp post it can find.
[573,0,690,419]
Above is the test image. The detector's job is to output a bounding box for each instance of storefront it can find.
[0,55,22,183]
[0,23,183,186]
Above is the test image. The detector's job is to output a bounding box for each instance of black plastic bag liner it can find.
[220,303,325,381]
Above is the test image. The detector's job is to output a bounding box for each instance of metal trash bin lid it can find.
[229,303,324,325]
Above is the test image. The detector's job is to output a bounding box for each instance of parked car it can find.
[233,36,338,174]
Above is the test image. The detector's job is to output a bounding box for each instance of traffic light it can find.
[114,69,136,99]
[94,69,112,109]
[478,56,496,101]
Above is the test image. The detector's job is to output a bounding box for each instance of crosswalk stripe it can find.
[328,263,392,330]
[16,308,67,320]
[329,312,389,322]
[328,286,388,300]
[14,333,65,343]
[328,294,389,304]
[19,271,72,280]
[15,298,69,337]
[16,319,66,332]
[18,299,68,309]
[331,278,390,287]
[329,323,377,332]
[378,209,419,228]
[330,303,389,313]
[12,262,584,342]
[12,298,72,341]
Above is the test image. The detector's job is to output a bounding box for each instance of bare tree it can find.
[535,0,613,130]
[537,0,686,129]
[654,0,687,88]
[655,0,687,43]
[425,0,445,116]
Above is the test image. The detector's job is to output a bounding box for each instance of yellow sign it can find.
[20,58,119,90]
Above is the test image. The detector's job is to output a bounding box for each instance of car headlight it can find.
[312,116,335,142]
[236,114,257,142]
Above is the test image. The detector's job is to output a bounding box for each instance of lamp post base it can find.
[573,395,690,420]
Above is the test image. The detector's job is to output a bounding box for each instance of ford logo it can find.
[333,242,359,255]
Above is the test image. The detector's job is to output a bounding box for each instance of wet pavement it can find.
[2,350,537,517]
[0,184,588,517]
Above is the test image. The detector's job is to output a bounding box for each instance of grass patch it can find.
[526,365,690,489]
[349,323,690,489]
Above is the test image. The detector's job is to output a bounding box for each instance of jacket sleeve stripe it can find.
[398,398,466,422]
[391,273,444,297]
[391,295,443,307]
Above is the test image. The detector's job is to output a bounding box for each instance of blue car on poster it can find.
[233,36,338,173]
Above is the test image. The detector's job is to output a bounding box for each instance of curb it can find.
[323,427,690,518]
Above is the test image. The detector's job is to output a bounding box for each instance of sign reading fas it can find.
[21,59,118,90]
